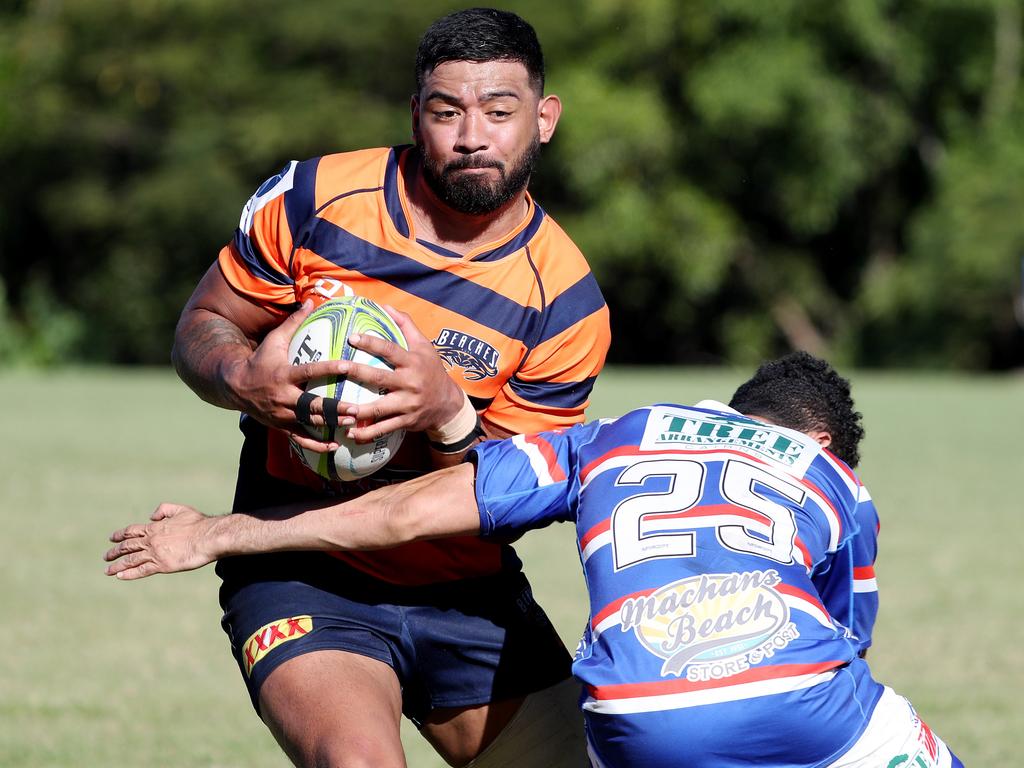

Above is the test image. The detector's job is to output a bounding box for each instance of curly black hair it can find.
[415,8,545,94]
[728,352,865,468]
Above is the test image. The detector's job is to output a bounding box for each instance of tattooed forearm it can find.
[172,311,252,409]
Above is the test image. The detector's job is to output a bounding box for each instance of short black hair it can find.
[415,8,545,94]
[728,352,865,468]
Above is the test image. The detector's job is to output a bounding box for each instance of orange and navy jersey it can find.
[218,146,610,584]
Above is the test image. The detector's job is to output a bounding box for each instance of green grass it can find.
[1,366,1020,766]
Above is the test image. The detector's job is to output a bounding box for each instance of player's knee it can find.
[305,735,405,768]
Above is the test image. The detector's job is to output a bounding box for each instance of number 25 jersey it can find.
[472,402,883,766]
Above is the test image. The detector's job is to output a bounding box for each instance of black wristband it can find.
[428,417,486,454]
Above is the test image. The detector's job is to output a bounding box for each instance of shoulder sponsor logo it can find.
[239,161,297,234]
[641,408,814,471]
[243,615,313,676]
[433,328,499,381]
[619,570,798,680]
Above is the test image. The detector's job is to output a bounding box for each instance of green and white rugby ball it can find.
[287,296,407,481]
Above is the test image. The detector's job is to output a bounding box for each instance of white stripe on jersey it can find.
[592,611,620,639]
[781,592,834,629]
[820,450,860,499]
[853,577,878,593]
[581,529,612,564]
[239,161,296,234]
[511,433,558,487]
[582,668,839,714]
[799,482,843,554]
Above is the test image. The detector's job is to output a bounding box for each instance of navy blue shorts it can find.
[216,420,572,725]
[217,553,571,725]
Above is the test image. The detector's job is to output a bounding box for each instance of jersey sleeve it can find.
[484,273,610,434]
[470,424,595,538]
[846,485,880,650]
[812,482,879,653]
[217,159,317,316]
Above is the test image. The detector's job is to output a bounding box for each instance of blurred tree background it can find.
[1,0,1022,368]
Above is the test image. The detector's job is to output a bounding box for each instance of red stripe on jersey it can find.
[524,434,568,483]
[823,448,859,485]
[647,503,771,527]
[586,660,847,700]
[776,583,830,617]
[580,446,768,485]
[800,477,843,540]
[794,537,812,568]
[853,566,876,579]
[592,588,657,630]
[579,519,611,551]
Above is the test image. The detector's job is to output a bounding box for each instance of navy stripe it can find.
[284,157,320,247]
[508,375,597,409]
[384,147,409,238]
[233,230,293,286]
[536,272,606,345]
[305,218,542,343]
[474,204,547,262]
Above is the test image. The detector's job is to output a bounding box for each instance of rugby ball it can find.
[287,297,407,481]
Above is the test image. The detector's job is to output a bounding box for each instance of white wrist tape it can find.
[426,391,482,452]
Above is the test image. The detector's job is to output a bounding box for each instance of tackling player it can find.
[107,353,962,768]
[169,8,609,768]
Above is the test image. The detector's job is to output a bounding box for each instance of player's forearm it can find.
[207,464,480,557]
[171,307,254,411]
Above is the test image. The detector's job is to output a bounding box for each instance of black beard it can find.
[418,137,541,216]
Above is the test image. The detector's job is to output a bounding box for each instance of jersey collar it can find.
[383,145,546,263]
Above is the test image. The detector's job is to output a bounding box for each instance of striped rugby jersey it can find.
[219,146,610,584]
[472,402,883,766]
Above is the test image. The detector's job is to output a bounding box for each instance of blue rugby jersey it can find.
[471,401,883,767]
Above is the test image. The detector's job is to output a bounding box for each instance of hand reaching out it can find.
[104,503,219,580]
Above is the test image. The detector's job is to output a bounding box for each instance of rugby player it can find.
[168,8,609,767]
[108,353,962,767]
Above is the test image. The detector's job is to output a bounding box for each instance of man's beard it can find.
[418,136,541,216]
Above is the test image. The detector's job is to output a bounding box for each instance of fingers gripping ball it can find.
[287,297,408,481]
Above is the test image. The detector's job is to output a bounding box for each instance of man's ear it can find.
[410,95,421,140]
[537,94,562,144]
[809,430,832,450]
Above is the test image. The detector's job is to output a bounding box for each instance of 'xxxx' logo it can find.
[243,615,313,676]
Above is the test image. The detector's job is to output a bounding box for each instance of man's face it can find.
[413,59,558,216]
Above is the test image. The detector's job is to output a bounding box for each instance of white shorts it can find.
[827,686,963,767]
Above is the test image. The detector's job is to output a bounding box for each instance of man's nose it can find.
[454,111,488,154]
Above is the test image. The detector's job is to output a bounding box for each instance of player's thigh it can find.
[259,649,407,768]
[418,696,524,766]
[420,678,586,768]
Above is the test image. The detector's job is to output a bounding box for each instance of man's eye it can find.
[434,110,459,119]
[489,111,511,118]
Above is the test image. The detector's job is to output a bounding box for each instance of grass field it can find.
[1,366,1020,766]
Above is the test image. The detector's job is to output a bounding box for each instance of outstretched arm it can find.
[104,463,479,580]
